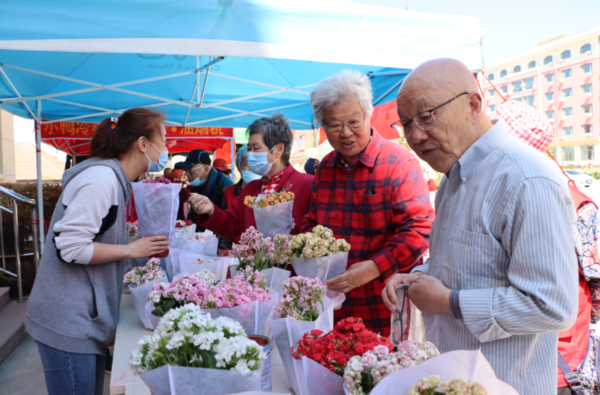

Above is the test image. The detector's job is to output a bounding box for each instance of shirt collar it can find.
[326,127,383,169]
[452,120,509,180]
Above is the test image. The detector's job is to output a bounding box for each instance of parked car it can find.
[565,169,593,188]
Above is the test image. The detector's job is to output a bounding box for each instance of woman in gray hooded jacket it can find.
[26,108,171,395]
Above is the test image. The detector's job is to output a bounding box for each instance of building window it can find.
[546,110,554,119]
[564,126,573,136]
[513,65,521,73]
[500,69,507,78]
[583,104,593,114]
[582,63,592,74]
[546,92,554,101]
[562,68,572,78]
[581,43,592,54]
[581,145,595,161]
[300,135,305,147]
[501,85,508,94]
[513,81,522,93]
[563,146,574,162]
[490,105,495,112]
[546,73,554,82]
[544,55,553,65]
[528,60,536,69]
[488,73,495,81]
[524,95,535,106]
[583,124,594,134]
[561,50,571,60]
[514,97,523,102]
[524,77,534,90]
[489,89,495,96]
[583,83,593,94]
[292,138,298,153]
[564,107,573,116]
[563,88,572,97]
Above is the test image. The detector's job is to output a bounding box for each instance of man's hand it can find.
[188,193,215,217]
[405,274,452,316]
[382,272,424,310]
[324,260,381,293]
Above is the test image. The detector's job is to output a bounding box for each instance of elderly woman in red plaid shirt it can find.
[301,71,435,335]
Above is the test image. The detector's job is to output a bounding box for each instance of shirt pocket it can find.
[442,227,508,290]
[351,192,392,236]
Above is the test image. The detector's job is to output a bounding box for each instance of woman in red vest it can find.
[188,114,314,240]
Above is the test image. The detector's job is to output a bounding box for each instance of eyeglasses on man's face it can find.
[391,92,469,138]
[322,113,366,134]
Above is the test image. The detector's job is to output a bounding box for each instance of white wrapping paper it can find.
[128,273,168,330]
[140,364,262,395]
[291,251,348,301]
[145,301,162,330]
[253,199,294,238]
[302,356,344,395]
[174,232,219,256]
[367,350,519,395]
[269,296,338,395]
[132,182,182,247]
[230,267,291,295]
[178,251,229,280]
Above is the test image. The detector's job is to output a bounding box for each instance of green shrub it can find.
[564,164,576,169]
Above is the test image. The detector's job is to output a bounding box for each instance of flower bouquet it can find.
[126,221,140,244]
[230,227,291,294]
[174,231,219,256]
[178,250,229,281]
[268,277,338,395]
[175,219,196,234]
[289,225,350,298]
[367,350,518,395]
[145,268,278,335]
[130,303,265,395]
[123,258,168,329]
[244,190,295,237]
[288,317,393,395]
[132,178,182,258]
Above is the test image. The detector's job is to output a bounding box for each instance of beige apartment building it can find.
[483,26,600,166]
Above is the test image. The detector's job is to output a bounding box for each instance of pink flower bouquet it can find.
[124,258,168,329]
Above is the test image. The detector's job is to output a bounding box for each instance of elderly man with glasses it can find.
[300,70,434,336]
[383,58,578,395]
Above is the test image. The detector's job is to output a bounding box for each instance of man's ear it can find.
[469,92,484,120]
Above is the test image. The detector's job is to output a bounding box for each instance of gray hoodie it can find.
[26,158,130,355]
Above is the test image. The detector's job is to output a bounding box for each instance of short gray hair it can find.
[246,113,293,166]
[310,70,374,126]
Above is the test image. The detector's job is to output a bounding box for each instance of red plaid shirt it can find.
[300,129,434,335]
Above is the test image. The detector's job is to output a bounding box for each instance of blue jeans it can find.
[37,341,106,395]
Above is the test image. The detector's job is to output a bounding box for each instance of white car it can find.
[565,169,594,188]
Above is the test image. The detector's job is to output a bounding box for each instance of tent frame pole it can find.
[229,137,235,182]
[36,100,44,253]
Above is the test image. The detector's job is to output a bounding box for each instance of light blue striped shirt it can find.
[415,121,578,395]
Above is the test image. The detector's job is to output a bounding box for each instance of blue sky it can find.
[354,0,600,64]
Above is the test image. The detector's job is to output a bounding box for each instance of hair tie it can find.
[110,117,118,129]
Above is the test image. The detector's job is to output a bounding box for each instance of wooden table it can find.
[110,294,294,395]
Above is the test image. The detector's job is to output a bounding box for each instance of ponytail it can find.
[89,108,165,159]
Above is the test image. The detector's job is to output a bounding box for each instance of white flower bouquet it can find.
[244,191,295,237]
[130,303,265,395]
[132,179,182,258]
[407,375,487,395]
[366,350,518,395]
[123,258,168,329]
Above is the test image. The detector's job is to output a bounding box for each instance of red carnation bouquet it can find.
[292,317,393,376]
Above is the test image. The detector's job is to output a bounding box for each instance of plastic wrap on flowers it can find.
[253,200,294,238]
[132,182,182,246]
[390,284,410,346]
[178,251,229,280]
[203,290,279,337]
[129,274,168,330]
[168,248,183,278]
[269,297,336,395]
[302,356,344,395]
[231,267,291,295]
[368,350,518,395]
[141,364,262,395]
[144,301,162,329]
[291,251,348,282]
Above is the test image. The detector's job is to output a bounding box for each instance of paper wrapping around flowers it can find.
[145,300,162,329]
[177,251,229,281]
[132,182,182,246]
[302,356,344,395]
[230,267,291,295]
[129,274,168,330]
[174,232,219,256]
[269,296,337,395]
[291,251,348,301]
[253,199,294,238]
[140,364,262,395]
[366,350,518,395]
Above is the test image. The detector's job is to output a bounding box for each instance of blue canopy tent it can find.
[0,0,482,250]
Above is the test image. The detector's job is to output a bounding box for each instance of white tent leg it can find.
[36,100,45,252]
[229,138,235,182]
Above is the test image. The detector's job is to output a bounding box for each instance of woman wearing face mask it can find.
[188,113,314,240]
[26,108,170,395]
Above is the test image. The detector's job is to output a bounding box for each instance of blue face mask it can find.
[189,166,208,187]
[146,142,169,173]
[241,170,262,184]
[247,147,277,176]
